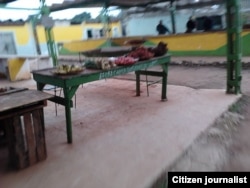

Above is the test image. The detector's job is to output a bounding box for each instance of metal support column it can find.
[226,0,242,94]
[44,27,58,66]
[40,0,58,67]
[101,3,112,47]
[170,0,176,34]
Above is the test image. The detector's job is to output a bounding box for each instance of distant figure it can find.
[156,20,170,35]
[203,16,213,31]
[185,16,196,33]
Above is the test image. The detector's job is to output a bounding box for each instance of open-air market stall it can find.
[13,0,243,143]
[0,0,243,94]
[33,51,170,143]
[0,0,243,146]
[45,0,242,94]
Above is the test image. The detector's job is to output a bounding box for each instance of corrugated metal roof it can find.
[0,0,226,12]
[48,0,224,12]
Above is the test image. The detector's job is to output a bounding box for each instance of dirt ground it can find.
[147,61,250,187]
[167,64,250,171]
[112,56,250,176]
[1,56,250,187]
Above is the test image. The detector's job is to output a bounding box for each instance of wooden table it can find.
[32,54,171,144]
[0,90,53,169]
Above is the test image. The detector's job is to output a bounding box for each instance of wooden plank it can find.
[0,102,46,120]
[0,87,27,96]
[0,90,53,113]
[4,118,16,168]
[32,109,47,161]
[23,113,37,166]
[13,116,27,169]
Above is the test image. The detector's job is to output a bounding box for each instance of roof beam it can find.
[49,0,173,12]
[0,0,17,3]
[176,0,224,10]
[50,0,105,12]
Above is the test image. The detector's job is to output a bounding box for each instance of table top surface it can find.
[0,89,53,113]
[32,54,170,79]
[80,46,134,57]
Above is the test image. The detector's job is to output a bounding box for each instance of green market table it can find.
[32,54,170,143]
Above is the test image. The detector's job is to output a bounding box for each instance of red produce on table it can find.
[114,56,138,66]
[127,46,154,61]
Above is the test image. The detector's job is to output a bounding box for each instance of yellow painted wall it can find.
[63,39,107,52]
[73,32,228,52]
[8,58,31,81]
[36,25,46,43]
[1,22,249,55]
[0,21,122,44]
[158,32,227,51]
[0,23,31,45]
[160,31,249,51]
[113,30,250,52]
[53,25,83,41]
[62,32,228,52]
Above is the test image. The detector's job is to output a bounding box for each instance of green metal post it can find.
[40,0,58,66]
[101,3,112,47]
[45,27,58,66]
[226,0,242,94]
[135,71,141,96]
[170,0,176,34]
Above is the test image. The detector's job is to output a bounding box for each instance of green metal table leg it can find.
[161,63,168,101]
[63,86,79,143]
[135,71,140,96]
[37,83,45,91]
[65,98,72,143]
[135,69,168,100]
[63,89,73,143]
[161,72,167,101]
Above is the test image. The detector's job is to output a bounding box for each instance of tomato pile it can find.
[114,56,138,65]
[99,41,168,67]
[127,46,154,61]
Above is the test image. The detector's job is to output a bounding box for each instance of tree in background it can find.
[70,12,92,24]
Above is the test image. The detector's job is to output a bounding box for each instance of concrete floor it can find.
[0,77,240,188]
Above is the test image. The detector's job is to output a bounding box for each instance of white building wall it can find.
[124,10,195,36]
[125,13,171,36]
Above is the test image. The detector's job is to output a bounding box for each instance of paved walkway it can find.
[0,77,240,188]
